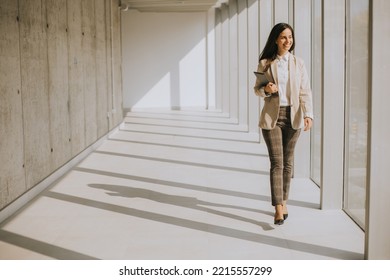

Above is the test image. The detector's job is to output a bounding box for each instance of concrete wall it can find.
[0,0,123,211]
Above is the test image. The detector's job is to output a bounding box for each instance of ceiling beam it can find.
[122,0,220,13]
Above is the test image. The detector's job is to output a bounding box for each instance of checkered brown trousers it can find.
[262,106,301,206]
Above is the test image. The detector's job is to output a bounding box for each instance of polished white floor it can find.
[0,109,364,260]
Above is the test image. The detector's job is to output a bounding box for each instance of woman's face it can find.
[276,28,293,55]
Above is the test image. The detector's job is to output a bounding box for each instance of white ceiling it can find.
[121,0,222,13]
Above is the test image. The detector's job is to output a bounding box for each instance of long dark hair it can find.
[259,23,295,63]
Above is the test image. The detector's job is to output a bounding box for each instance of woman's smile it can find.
[276,28,293,55]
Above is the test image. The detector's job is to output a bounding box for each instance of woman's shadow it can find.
[88,183,274,231]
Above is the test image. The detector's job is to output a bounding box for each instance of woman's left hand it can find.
[304,117,313,131]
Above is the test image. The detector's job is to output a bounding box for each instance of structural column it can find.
[214,7,223,111]
[320,0,345,209]
[293,0,312,177]
[207,8,216,109]
[237,0,248,128]
[365,0,390,260]
[220,4,230,114]
[228,0,238,122]
[247,0,260,135]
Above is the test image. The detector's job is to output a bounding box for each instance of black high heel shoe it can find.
[282,202,288,221]
[274,218,284,225]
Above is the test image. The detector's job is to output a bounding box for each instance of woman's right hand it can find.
[264,82,278,94]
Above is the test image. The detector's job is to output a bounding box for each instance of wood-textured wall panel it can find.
[46,0,72,169]
[0,0,26,208]
[67,0,86,156]
[19,0,51,188]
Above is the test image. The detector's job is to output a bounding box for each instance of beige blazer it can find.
[254,54,313,130]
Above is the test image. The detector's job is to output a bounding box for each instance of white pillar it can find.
[274,0,289,24]
[237,0,248,128]
[247,0,260,135]
[365,0,390,260]
[258,0,273,143]
[228,0,239,121]
[207,8,216,110]
[321,0,345,209]
[259,0,273,48]
[293,0,312,177]
[221,4,230,114]
[214,8,223,111]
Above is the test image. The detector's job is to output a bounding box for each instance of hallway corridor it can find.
[0,110,364,260]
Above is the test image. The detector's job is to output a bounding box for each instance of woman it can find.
[254,23,313,225]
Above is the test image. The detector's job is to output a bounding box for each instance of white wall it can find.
[121,10,211,110]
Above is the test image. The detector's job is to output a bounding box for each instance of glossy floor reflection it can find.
[0,109,364,260]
